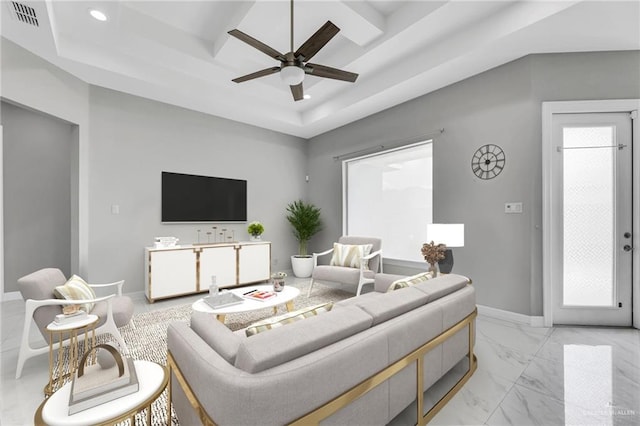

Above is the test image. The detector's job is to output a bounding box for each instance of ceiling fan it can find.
[228,0,359,101]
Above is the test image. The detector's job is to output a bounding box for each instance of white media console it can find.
[144,241,271,302]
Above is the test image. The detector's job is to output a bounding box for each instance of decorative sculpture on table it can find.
[421,241,447,275]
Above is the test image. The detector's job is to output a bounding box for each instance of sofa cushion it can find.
[312,265,375,283]
[245,302,333,337]
[53,275,96,313]
[412,273,470,303]
[234,305,373,373]
[340,287,430,326]
[386,272,434,292]
[190,311,243,364]
[329,243,373,269]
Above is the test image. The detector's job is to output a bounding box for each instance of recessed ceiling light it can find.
[89,9,107,21]
[303,94,311,100]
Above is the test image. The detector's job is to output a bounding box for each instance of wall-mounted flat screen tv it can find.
[162,172,247,222]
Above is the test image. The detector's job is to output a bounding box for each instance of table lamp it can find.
[426,224,464,273]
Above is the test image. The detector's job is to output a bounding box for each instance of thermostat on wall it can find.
[505,202,523,214]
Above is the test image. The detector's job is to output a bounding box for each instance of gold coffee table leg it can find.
[285,301,295,312]
[216,314,226,323]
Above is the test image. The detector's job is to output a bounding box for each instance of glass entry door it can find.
[551,112,633,326]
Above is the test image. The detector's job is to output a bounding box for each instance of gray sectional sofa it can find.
[167,273,477,425]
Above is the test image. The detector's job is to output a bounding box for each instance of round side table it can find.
[34,360,168,426]
[45,315,99,397]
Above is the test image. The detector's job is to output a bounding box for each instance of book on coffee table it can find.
[243,290,276,301]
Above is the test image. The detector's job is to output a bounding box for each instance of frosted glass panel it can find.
[346,143,432,261]
[562,126,615,307]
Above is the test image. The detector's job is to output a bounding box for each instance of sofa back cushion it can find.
[335,287,430,326]
[234,305,373,373]
[412,273,470,303]
[191,311,243,364]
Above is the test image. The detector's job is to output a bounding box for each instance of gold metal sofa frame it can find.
[167,308,478,425]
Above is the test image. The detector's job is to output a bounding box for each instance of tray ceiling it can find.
[2,1,639,138]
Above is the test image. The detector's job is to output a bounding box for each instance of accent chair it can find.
[307,236,382,297]
[15,268,133,378]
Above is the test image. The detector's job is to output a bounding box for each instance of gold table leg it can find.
[285,301,295,312]
[216,314,226,323]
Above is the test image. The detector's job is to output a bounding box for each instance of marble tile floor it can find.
[1,286,639,426]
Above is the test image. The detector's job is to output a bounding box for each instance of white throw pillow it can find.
[387,272,435,292]
[245,302,333,336]
[53,274,97,312]
[329,243,373,269]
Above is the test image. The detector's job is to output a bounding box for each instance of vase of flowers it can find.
[271,271,287,292]
[247,221,264,241]
[421,241,447,275]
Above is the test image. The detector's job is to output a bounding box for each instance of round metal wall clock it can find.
[471,144,505,180]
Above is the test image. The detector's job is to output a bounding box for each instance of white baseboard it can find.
[1,291,22,302]
[477,304,545,327]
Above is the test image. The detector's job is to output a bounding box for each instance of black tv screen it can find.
[162,172,247,222]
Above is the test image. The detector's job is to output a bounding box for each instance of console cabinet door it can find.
[148,249,197,299]
[238,243,271,284]
[199,246,237,288]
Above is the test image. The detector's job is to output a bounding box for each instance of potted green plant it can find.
[247,221,264,241]
[286,200,322,277]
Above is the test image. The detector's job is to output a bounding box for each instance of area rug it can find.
[114,283,353,425]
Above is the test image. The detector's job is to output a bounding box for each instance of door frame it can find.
[542,99,640,328]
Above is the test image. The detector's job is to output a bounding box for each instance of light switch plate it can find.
[505,202,523,214]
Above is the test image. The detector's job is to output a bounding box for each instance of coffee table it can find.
[192,284,300,323]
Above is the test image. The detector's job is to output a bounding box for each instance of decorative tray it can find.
[203,292,244,309]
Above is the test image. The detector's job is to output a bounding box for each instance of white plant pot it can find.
[291,255,314,278]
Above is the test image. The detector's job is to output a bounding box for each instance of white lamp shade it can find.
[426,224,464,247]
[280,65,305,86]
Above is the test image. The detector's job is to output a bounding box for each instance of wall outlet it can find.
[505,202,523,214]
[111,204,120,214]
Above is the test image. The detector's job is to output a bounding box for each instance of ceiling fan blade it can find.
[294,21,340,62]
[305,63,358,82]
[290,83,304,101]
[232,67,281,83]
[228,29,285,61]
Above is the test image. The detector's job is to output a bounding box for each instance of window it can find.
[343,142,433,262]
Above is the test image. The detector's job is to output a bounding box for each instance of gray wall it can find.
[1,39,308,295]
[1,101,74,292]
[3,37,639,316]
[86,87,308,292]
[308,51,640,316]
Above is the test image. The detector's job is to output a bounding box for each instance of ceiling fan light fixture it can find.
[280,65,305,86]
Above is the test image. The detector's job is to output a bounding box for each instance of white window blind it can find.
[343,142,433,262]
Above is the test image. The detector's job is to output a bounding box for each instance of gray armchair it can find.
[307,236,383,297]
[15,268,134,378]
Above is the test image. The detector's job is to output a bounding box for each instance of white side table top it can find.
[192,284,300,315]
[38,360,166,426]
[46,315,99,332]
